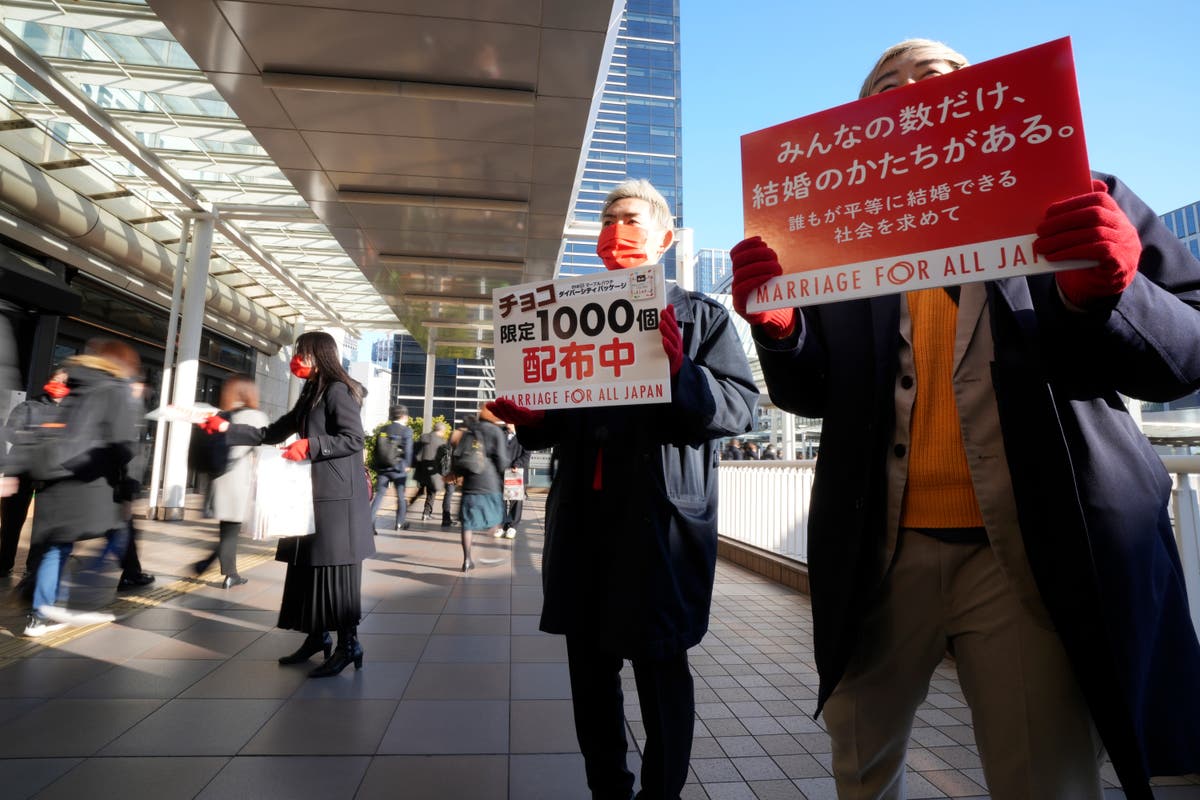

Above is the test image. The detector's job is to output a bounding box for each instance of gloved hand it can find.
[660,304,683,376]
[198,415,229,434]
[730,237,796,338]
[486,398,545,427]
[281,438,310,461]
[1034,179,1141,308]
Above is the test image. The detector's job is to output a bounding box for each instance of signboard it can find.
[741,37,1092,309]
[493,266,672,410]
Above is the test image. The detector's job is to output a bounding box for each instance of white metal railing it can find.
[718,455,1200,637]
[717,460,815,563]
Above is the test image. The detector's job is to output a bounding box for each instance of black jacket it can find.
[755,173,1200,794]
[28,356,138,545]
[459,419,507,495]
[517,285,759,659]
[375,420,413,476]
[227,379,375,567]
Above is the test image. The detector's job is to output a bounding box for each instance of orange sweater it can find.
[900,289,984,528]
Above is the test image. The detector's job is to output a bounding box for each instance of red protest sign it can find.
[740,38,1093,309]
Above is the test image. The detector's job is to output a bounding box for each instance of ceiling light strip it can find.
[261,71,535,107]
[335,190,528,213]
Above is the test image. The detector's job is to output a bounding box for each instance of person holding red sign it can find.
[731,38,1200,800]
[489,179,759,800]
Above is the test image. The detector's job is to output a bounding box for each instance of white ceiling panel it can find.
[146,0,620,354]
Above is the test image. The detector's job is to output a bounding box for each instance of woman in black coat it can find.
[201,331,375,677]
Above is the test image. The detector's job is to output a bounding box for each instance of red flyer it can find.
[740,37,1093,309]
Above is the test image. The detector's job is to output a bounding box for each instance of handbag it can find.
[248,451,317,540]
[503,468,526,502]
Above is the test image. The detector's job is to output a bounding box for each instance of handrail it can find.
[717,454,1200,637]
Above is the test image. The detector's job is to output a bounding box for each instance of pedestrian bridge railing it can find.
[718,455,1200,636]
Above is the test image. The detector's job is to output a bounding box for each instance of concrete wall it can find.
[256,347,294,421]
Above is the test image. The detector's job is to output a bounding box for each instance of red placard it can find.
[741,38,1092,309]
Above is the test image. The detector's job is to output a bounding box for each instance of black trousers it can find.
[411,469,445,517]
[566,636,694,800]
[0,475,35,573]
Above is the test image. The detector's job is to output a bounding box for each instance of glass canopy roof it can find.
[0,0,399,337]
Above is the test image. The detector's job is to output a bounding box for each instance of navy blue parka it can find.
[517,284,759,660]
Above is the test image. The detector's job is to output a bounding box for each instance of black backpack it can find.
[372,427,403,470]
[451,429,487,476]
[10,386,109,482]
[188,411,230,475]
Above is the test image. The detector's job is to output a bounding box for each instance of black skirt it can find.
[277,558,363,633]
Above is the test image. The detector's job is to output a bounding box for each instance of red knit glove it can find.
[281,438,310,461]
[660,304,683,376]
[198,415,229,434]
[730,237,796,338]
[486,398,545,427]
[1035,179,1141,308]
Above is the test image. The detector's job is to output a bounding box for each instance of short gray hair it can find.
[602,179,674,231]
[859,39,969,99]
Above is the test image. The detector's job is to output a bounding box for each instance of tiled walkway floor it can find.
[0,493,1196,799]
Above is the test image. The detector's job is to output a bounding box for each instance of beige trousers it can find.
[822,531,1103,800]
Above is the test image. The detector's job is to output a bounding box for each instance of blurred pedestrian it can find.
[760,443,779,461]
[450,406,506,571]
[20,339,140,636]
[369,405,413,531]
[191,374,268,588]
[411,421,449,521]
[1,366,68,581]
[499,422,529,539]
[721,438,743,461]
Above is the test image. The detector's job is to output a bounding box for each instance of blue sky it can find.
[679,1,1200,252]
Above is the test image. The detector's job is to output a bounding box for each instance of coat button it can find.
[893,443,907,458]
[900,375,914,390]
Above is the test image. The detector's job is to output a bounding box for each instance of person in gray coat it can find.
[200,331,375,678]
[191,374,269,588]
[490,179,759,800]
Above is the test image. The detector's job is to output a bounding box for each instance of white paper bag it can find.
[249,453,316,540]
[503,468,525,502]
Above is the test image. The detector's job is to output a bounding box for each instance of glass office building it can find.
[1149,200,1200,414]
[387,333,495,425]
[695,248,733,295]
[1162,201,1200,261]
[559,0,682,279]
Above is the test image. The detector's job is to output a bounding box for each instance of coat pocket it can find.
[312,457,352,500]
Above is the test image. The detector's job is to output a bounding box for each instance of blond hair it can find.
[602,179,674,231]
[859,39,970,99]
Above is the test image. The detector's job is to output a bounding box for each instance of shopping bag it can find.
[503,468,525,502]
[248,452,316,540]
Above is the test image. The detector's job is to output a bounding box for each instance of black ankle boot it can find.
[278,632,332,665]
[309,630,363,678]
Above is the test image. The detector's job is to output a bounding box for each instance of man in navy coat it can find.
[490,179,759,800]
[730,37,1200,800]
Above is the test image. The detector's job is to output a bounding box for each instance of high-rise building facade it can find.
[1149,200,1200,414]
[1162,201,1200,261]
[559,0,682,279]
[386,333,495,425]
[695,248,733,295]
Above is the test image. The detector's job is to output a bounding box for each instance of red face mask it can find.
[596,223,653,270]
[290,355,313,379]
[43,381,69,400]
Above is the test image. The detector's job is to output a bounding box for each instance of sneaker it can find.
[493,528,506,538]
[23,613,67,638]
[504,527,517,539]
[38,606,115,626]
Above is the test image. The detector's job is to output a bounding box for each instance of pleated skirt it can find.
[277,559,363,633]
